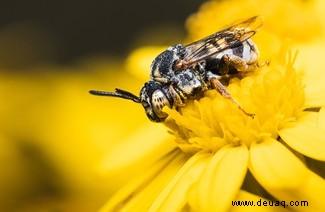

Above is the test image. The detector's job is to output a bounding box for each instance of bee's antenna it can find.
[89,89,141,103]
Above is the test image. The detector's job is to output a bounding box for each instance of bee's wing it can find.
[177,16,263,69]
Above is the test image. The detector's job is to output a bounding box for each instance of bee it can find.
[90,16,263,122]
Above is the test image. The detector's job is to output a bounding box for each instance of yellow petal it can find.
[99,149,186,211]
[191,145,248,211]
[230,190,289,212]
[149,152,210,211]
[296,111,319,128]
[279,123,325,161]
[296,41,325,107]
[249,138,325,211]
[99,123,176,189]
[304,84,325,107]
[318,107,325,130]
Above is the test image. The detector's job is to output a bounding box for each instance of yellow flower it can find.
[163,47,325,211]
[101,47,325,211]
[100,0,325,211]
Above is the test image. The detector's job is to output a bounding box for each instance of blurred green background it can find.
[0,0,202,211]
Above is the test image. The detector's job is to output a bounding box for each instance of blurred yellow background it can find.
[0,0,197,211]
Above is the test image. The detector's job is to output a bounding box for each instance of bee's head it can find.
[139,81,173,122]
[89,81,173,122]
[150,44,186,79]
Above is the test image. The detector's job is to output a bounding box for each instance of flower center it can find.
[164,50,304,154]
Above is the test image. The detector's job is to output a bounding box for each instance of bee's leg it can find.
[209,77,255,118]
[258,60,270,67]
[168,85,186,107]
[221,54,257,73]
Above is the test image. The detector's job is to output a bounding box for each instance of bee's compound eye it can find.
[151,90,171,119]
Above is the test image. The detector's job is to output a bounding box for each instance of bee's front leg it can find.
[168,84,186,107]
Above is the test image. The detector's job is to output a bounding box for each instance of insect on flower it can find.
[90,16,264,122]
